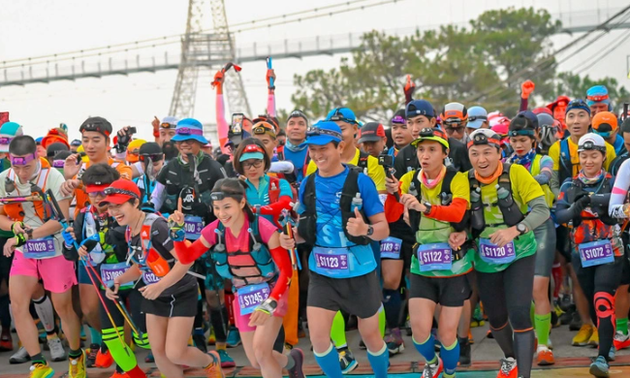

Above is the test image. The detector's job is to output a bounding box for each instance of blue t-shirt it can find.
[245,175,293,223]
[613,134,626,156]
[283,146,309,183]
[299,166,384,278]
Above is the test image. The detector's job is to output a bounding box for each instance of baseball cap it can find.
[467,106,488,129]
[0,122,24,153]
[578,133,606,153]
[468,128,502,150]
[441,103,468,124]
[546,95,570,112]
[411,128,449,149]
[80,116,113,138]
[357,122,386,144]
[138,142,163,162]
[126,139,147,163]
[508,111,539,137]
[326,107,359,125]
[287,110,308,125]
[99,179,141,207]
[171,118,209,145]
[238,143,265,162]
[305,121,343,146]
[406,100,435,119]
[592,111,618,138]
[46,142,69,159]
[566,99,591,116]
[160,116,179,129]
[586,85,611,108]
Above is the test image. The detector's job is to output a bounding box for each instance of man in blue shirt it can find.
[278,110,310,186]
[280,121,391,378]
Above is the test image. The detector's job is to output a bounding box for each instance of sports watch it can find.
[516,223,527,235]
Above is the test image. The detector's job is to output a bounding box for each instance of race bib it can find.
[313,247,349,271]
[184,215,204,240]
[417,243,453,272]
[579,239,614,268]
[237,282,270,315]
[478,238,516,265]
[22,237,56,259]
[100,263,133,289]
[142,271,160,286]
[380,237,402,259]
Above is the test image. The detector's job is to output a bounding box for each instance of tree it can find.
[290,7,563,120]
[552,72,629,106]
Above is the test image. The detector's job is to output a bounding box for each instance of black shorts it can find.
[307,270,382,319]
[409,273,471,307]
[0,238,12,284]
[556,226,571,262]
[142,286,199,318]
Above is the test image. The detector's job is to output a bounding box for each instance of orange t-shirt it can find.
[73,158,132,217]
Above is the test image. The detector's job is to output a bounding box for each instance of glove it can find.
[62,230,75,248]
[152,116,160,139]
[521,80,535,99]
[572,195,591,214]
[212,70,224,88]
[403,75,415,104]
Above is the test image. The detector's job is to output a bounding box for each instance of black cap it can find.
[358,122,386,144]
[509,111,539,134]
[287,110,308,125]
[46,142,69,158]
[79,116,113,137]
[53,150,72,161]
[139,142,162,156]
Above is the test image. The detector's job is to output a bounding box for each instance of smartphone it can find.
[128,127,137,134]
[231,113,244,133]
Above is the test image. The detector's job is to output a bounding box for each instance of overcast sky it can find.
[0,0,628,144]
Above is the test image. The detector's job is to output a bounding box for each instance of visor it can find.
[98,187,139,206]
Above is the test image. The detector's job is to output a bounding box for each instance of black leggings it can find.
[572,256,623,360]
[477,254,535,378]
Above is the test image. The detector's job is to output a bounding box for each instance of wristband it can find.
[11,222,24,234]
[15,233,27,247]
[254,298,277,315]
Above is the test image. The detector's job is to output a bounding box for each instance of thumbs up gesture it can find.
[346,207,369,237]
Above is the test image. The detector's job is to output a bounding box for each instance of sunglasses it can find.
[243,160,263,169]
[139,154,163,162]
[252,125,276,137]
[80,123,111,137]
[88,191,107,198]
[160,122,176,129]
[0,137,12,145]
[307,127,342,139]
[104,187,139,199]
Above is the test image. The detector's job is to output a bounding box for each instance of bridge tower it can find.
[169,0,251,119]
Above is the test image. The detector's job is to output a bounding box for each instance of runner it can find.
[441,103,470,145]
[388,109,413,157]
[464,128,550,378]
[507,112,556,365]
[278,110,310,186]
[62,164,148,378]
[466,106,489,135]
[157,116,179,147]
[281,120,391,378]
[586,85,612,116]
[1,135,86,378]
[134,142,163,210]
[102,179,224,378]
[358,122,387,158]
[171,178,305,378]
[386,128,472,378]
[555,133,622,377]
[592,111,625,156]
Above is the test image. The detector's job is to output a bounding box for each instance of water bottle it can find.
[270,181,277,192]
[408,182,418,197]
[351,193,363,212]
[470,187,484,230]
[496,184,510,201]
[496,184,523,226]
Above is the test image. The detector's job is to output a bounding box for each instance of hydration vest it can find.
[208,216,278,288]
[161,155,215,215]
[3,158,52,222]
[565,174,613,229]
[298,167,370,247]
[276,149,311,186]
[126,213,173,278]
[468,163,524,233]
[559,139,575,185]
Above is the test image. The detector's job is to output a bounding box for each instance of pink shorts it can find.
[11,252,77,293]
[233,286,289,333]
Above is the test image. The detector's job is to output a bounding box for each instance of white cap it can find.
[577,133,606,153]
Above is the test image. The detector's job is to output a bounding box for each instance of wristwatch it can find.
[516,223,528,235]
[366,225,374,236]
[423,202,432,215]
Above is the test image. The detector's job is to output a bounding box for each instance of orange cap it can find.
[592,111,618,132]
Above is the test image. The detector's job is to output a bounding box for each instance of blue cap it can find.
[239,152,264,162]
[0,122,24,153]
[171,118,209,145]
[406,100,435,119]
[566,99,591,116]
[305,121,343,146]
[586,85,611,109]
[467,106,488,129]
[325,107,358,125]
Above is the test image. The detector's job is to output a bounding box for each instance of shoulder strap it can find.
[302,173,317,212]
[410,169,422,200]
[560,139,572,173]
[441,169,457,196]
[498,163,512,192]
[340,168,360,211]
[357,150,370,170]
[468,169,479,191]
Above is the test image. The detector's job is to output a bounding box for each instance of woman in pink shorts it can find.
[171,178,305,378]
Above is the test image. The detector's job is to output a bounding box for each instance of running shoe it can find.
[207,328,216,346]
[86,343,99,367]
[536,346,555,366]
[572,324,594,346]
[338,347,358,373]
[204,350,225,378]
[613,331,630,350]
[95,349,114,368]
[29,362,55,378]
[589,355,609,378]
[68,350,87,378]
[458,337,471,367]
[496,357,518,378]
[609,345,616,361]
[217,349,235,368]
[48,336,67,362]
[0,330,13,351]
[287,348,305,378]
[385,328,405,356]
[421,357,443,378]
[569,311,583,331]
[10,346,30,364]
[145,351,154,363]
[226,327,241,348]
[588,328,599,347]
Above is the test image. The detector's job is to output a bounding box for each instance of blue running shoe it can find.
[218,349,235,368]
[589,355,609,378]
[226,327,241,348]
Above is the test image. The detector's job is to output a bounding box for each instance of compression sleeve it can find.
[426,197,468,223]
[216,90,230,154]
[521,196,549,231]
[520,97,528,112]
[269,245,291,301]
[267,90,276,118]
[259,196,292,218]
[174,239,209,265]
[610,159,630,217]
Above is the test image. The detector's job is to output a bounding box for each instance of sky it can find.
[0,0,629,145]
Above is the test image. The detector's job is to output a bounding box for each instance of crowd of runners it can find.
[0,65,629,378]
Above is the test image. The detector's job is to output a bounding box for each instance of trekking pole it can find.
[279,209,300,271]
[211,62,242,88]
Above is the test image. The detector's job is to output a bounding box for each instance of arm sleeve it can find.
[216,92,230,154]
[611,159,630,208]
[174,238,210,265]
[269,246,291,301]
[259,196,292,218]
[267,91,276,118]
[550,170,560,197]
[554,183,577,225]
[519,97,528,112]
[521,196,549,231]
[426,172,470,223]
[533,156,553,186]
